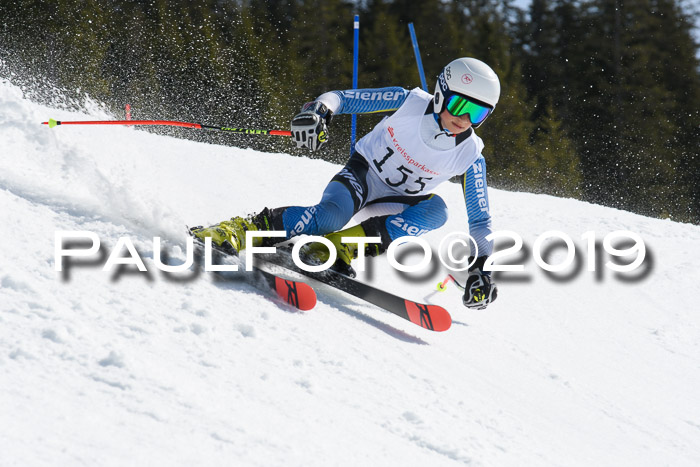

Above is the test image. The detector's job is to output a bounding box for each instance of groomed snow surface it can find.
[1,79,700,466]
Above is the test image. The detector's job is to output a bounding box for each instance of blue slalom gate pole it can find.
[350,14,359,155]
[408,23,428,92]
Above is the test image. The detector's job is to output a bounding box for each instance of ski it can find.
[255,248,452,332]
[187,228,316,311]
[253,267,317,311]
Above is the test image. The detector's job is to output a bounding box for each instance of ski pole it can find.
[408,23,428,93]
[350,14,360,155]
[436,274,465,291]
[41,118,292,137]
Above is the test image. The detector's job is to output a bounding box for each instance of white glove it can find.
[291,101,332,151]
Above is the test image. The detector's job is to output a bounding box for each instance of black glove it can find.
[463,256,498,310]
[291,101,332,151]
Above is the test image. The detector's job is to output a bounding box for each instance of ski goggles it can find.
[445,94,493,125]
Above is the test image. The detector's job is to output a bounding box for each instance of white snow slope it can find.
[2,78,700,467]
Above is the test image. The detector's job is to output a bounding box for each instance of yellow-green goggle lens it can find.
[446,95,491,124]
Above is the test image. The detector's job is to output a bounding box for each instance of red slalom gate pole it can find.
[41,118,292,137]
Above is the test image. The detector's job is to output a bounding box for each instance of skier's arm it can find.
[461,155,497,309]
[462,155,493,258]
[315,87,410,115]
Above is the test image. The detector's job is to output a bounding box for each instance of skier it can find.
[192,57,499,309]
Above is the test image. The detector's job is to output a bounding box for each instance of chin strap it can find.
[433,113,455,138]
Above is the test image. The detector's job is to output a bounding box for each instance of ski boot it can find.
[301,224,384,278]
[190,208,277,255]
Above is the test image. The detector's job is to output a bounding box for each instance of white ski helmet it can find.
[434,57,501,128]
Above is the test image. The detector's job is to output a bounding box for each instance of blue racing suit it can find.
[279,87,493,257]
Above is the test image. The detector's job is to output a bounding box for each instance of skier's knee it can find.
[419,195,448,228]
[315,199,353,233]
[385,195,448,240]
[405,195,449,230]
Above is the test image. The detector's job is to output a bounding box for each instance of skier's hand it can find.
[291,101,332,151]
[463,256,498,310]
